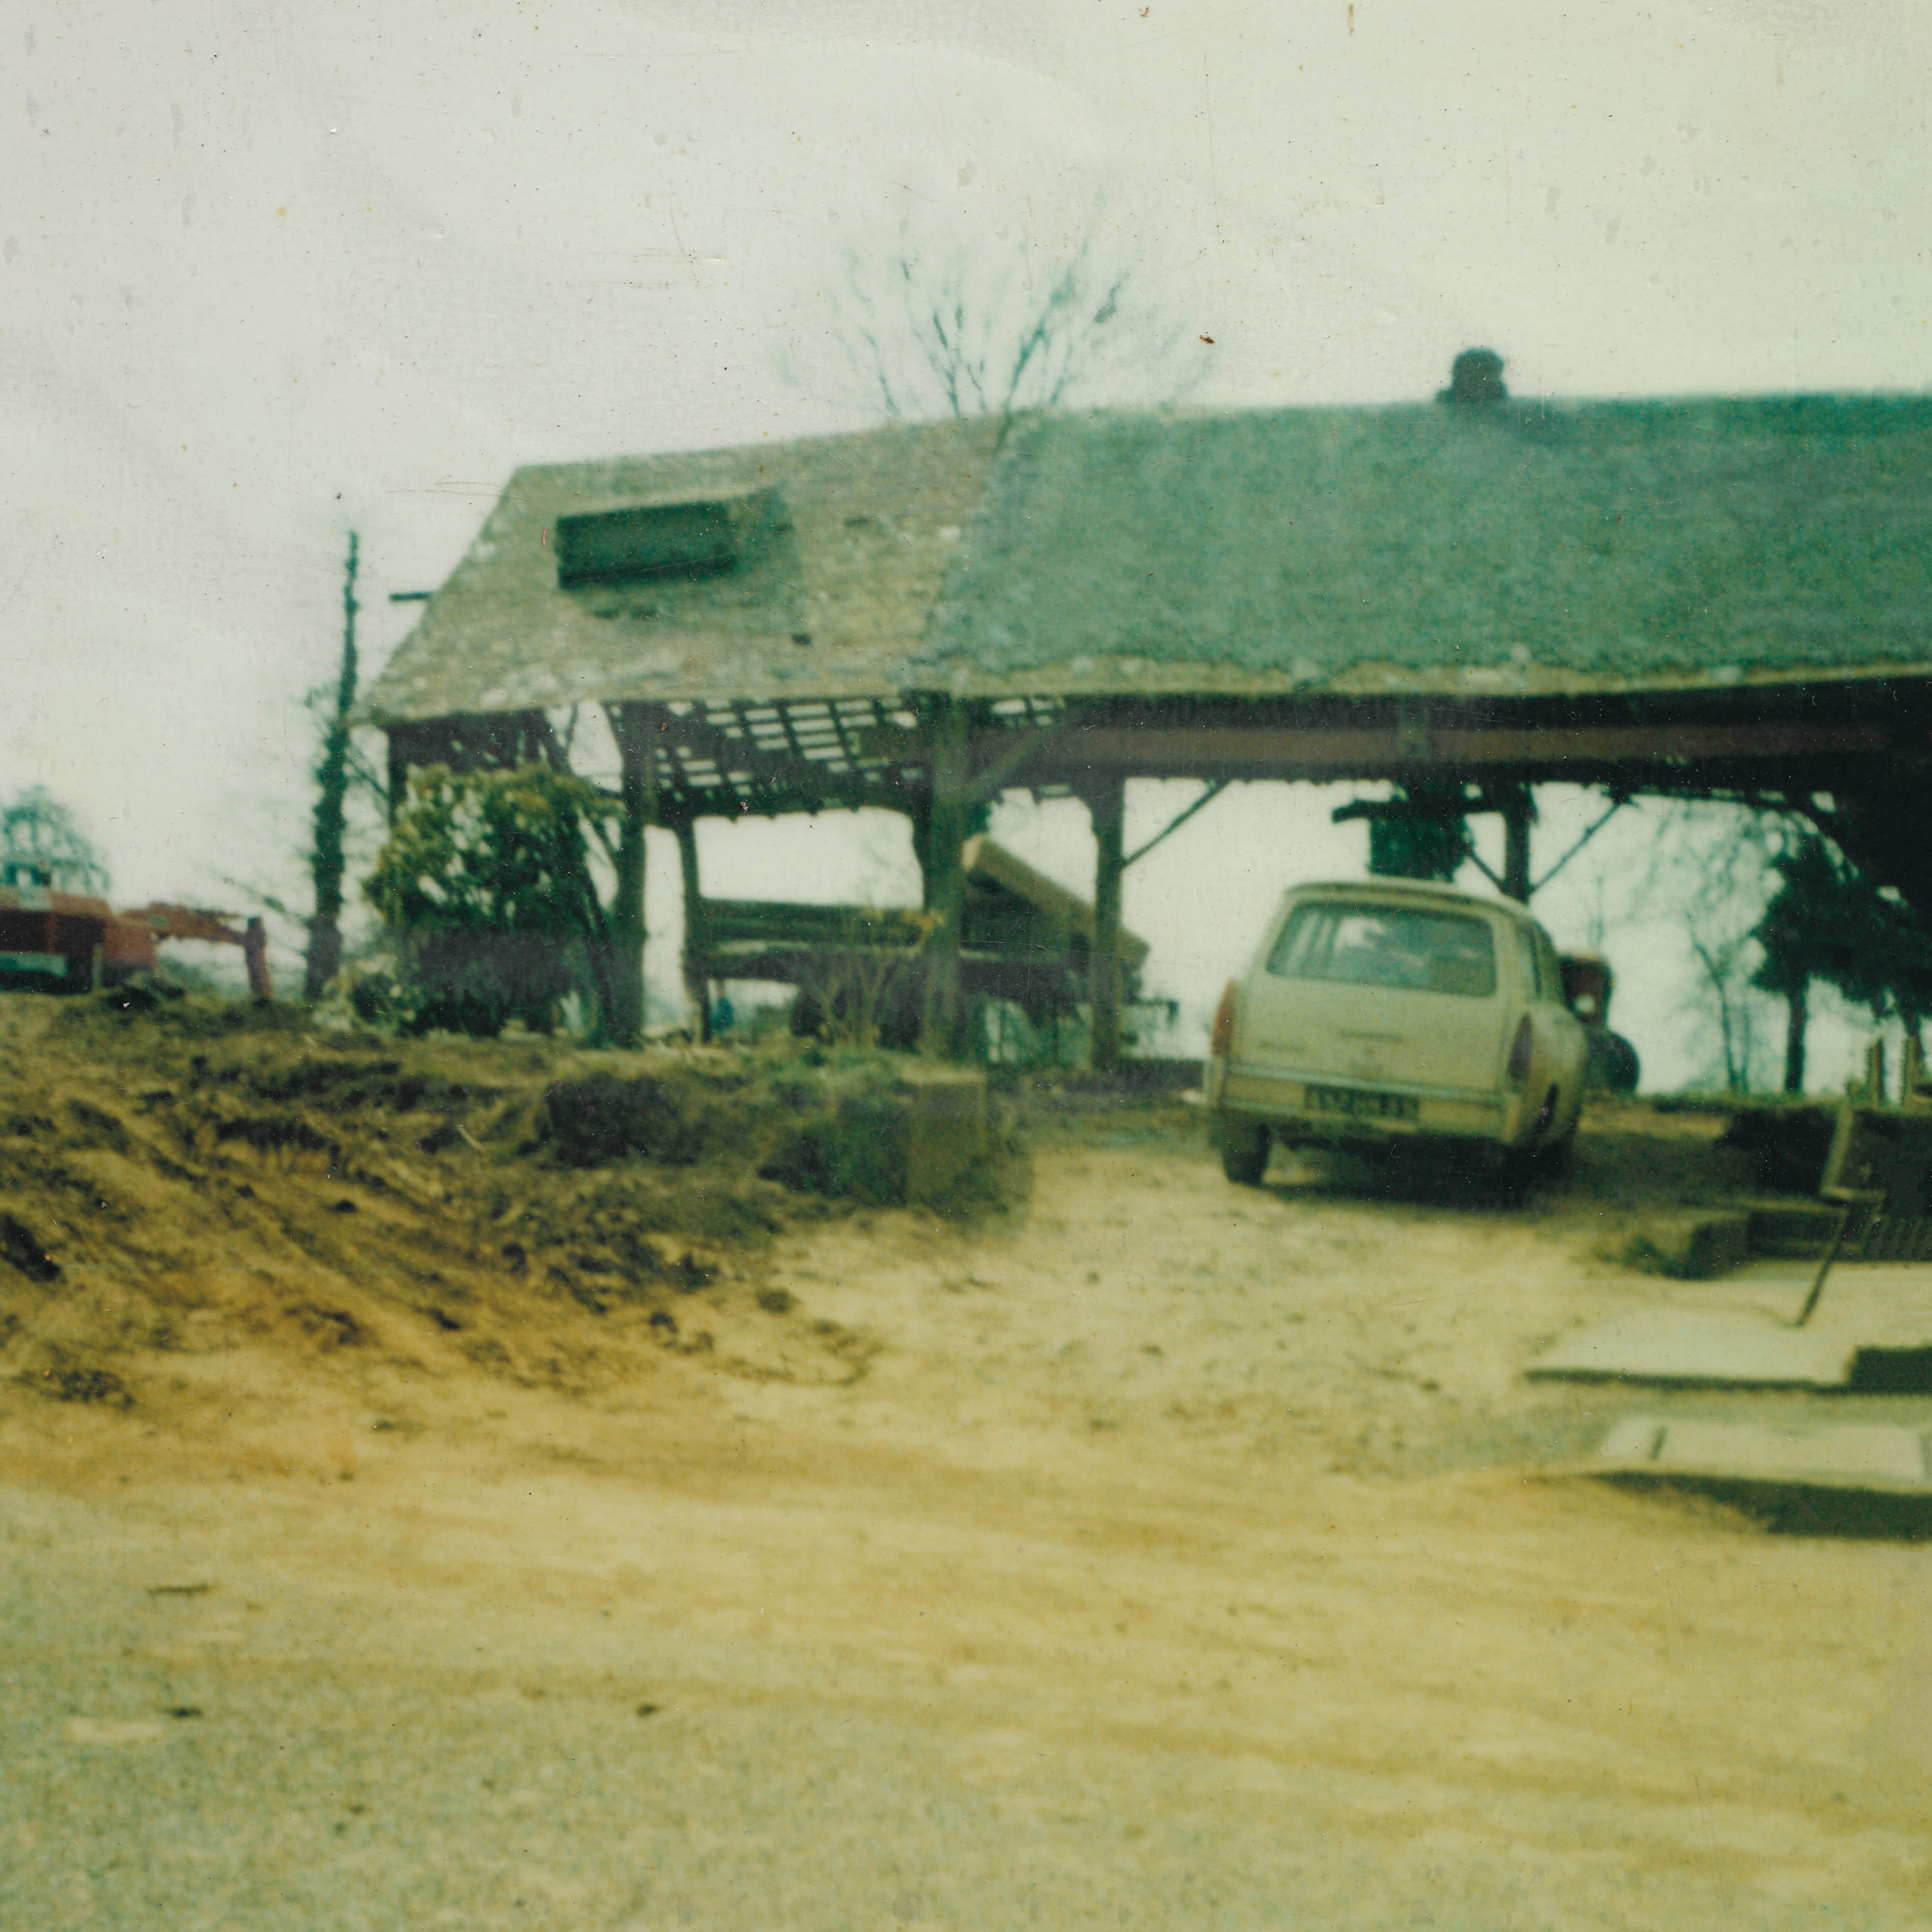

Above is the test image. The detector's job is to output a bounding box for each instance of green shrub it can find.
[365,764,619,1037]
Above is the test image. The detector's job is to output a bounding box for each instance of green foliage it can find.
[305,532,360,1001]
[1753,833,1932,1035]
[1752,836,1845,1001]
[1368,816,1469,882]
[1,786,109,895]
[1366,785,1472,883]
[368,762,618,935]
[365,763,622,1036]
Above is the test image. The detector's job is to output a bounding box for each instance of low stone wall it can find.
[540,1054,1028,1217]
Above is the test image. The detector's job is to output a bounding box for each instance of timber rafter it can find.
[608,697,940,821]
[390,678,1932,832]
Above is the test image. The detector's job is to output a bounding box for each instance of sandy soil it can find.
[6,1002,1932,1929]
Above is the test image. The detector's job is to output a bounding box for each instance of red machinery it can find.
[0,883,117,993]
[1558,950,1640,1092]
[0,880,271,1000]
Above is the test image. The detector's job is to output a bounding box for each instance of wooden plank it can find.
[1527,1309,1860,1388]
[656,712,873,811]
[1025,719,1895,780]
[704,902,926,949]
[1823,1106,1932,1220]
[961,837,1152,973]
[964,718,1069,804]
[1596,1415,1932,1493]
[670,708,1897,812]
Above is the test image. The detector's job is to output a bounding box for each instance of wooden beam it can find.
[703,901,926,950]
[964,718,1069,805]
[1500,786,1534,903]
[920,698,973,1056]
[603,703,659,1049]
[672,817,711,1042]
[1820,759,1932,930]
[1531,795,1628,894]
[385,731,416,825]
[1124,780,1229,869]
[984,718,1896,782]
[1085,777,1126,1075]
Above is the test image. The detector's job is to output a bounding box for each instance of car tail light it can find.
[1210,981,1238,1060]
[1506,1014,1534,1087]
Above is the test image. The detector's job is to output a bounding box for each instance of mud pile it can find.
[0,994,1026,1417]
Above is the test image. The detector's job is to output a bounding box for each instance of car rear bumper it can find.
[1205,1059,1520,1149]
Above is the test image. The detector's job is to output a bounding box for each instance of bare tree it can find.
[1687,928,1764,1094]
[1640,802,1786,1094]
[794,913,931,1051]
[826,216,1198,429]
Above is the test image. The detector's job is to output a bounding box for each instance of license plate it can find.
[1304,1083,1419,1121]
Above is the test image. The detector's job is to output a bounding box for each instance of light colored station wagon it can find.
[1204,880,1589,1190]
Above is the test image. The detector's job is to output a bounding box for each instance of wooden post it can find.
[909,793,934,909]
[673,815,711,1043]
[603,703,658,1049]
[1783,980,1809,1096]
[1823,760,1932,937]
[920,697,971,1056]
[1087,775,1126,1074]
[1500,786,1534,903]
[242,918,273,1003]
[385,734,411,826]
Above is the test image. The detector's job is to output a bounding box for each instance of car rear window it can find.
[1266,901,1498,998]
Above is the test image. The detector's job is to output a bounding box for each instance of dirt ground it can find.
[6,993,1932,1930]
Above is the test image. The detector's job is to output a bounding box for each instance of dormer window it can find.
[555,486,780,586]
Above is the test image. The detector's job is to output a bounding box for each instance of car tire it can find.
[1221,1131,1269,1186]
[1497,1090,1564,1201]
[1586,1029,1641,1094]
[1532,1129,1576,1177]
[1494,1147,1540,1204]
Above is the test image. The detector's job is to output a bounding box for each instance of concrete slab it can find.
[1530,1263,1932,1388]
[1596,1414,1932,1494]
[1528,1309,1860,1388]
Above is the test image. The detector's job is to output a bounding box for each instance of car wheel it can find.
[1221,1130,1269,1186]
[1497,1091,1563,1201]
[1601,1032,1641,1094]
[1585,1029,1641,1093]
[1494,1147,1534,1204]
[1532,1129,1576,1177]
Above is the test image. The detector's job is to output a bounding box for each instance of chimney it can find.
[1439,348,1507,406]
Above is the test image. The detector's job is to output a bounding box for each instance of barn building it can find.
[362,355,1932,1060]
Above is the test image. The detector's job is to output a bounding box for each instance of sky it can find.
[5,0,1930,1086]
